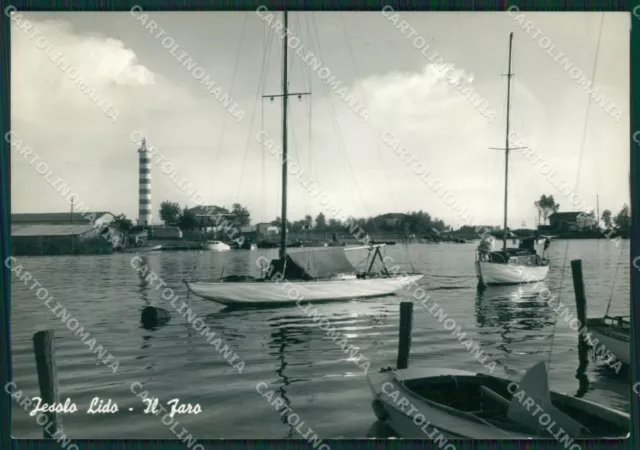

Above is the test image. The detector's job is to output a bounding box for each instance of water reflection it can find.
[474,283,558,377]
[475,283,556,330]
[136,335,157,372]
[266,313,314,437]
[136,256,151,307]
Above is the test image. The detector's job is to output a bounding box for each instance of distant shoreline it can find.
[10,233,629,256]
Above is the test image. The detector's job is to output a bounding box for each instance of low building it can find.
[266,226,280,235]
[187,205,235,230]
[256,222,271,235]
[11,223,121,255]
[549,212,597,231]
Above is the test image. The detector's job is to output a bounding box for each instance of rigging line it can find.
[338,12,398,212]
[308,17,355,205]
[209,12,250,202]
[234,19,273,203]
[573,13,605,204]
[301,13,320,222]
[605,242,625,317]
[301,13,314,95]
[298,13,313,226]
[548,15,605,370]
[259,8,270,224]
[261,98,266,223]
[309,15,378,231]
[307,86,312,221]
[289,100,303,210]
[287,17,304,224]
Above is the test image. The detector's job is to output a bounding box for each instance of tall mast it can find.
[502,32,514,252]
[263,11,310,259]
[279,11,289,259]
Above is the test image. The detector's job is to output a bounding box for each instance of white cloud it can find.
[10,12,628,229]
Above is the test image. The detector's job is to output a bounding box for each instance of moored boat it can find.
[185,11,423,307]
[368,361,629,439]
[203,240,231,251]
[119,244,162,253]
[186,244,423,307]
[475,33,551,288]
[475,243,550,285]
[585,316,630,366]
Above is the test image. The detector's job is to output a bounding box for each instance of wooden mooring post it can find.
[570,260,590,384]
[33,330,61,437]
[396,302,413,370]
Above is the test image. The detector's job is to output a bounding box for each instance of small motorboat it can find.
[203,240,231,252]
[368,361,629,439]
[585,316,630,365]
[117,244,162,253]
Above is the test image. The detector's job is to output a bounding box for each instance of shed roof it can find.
[12,224,98,237]
[12,212,111,224]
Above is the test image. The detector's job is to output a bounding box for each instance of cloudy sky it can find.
[10,10,630,228]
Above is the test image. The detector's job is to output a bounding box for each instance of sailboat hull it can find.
[475,261,549,285]
[586,319,630,365]
[186,274,424,306]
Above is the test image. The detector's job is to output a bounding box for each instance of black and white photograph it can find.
[4,4,635,445]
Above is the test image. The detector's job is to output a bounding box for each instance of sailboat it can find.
[584,181,631,366]
[585,316,629,366]
[368,361,629,438]
[185,11,423,307]
[585,261,630,366]
[475,33,550,287]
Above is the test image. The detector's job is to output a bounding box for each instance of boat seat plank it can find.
[479,386,511,409]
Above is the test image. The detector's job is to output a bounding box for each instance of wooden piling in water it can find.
[32,330,61,437]
[570,259,589,378]
[396,302,413,370]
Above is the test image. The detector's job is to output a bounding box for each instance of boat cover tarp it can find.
[266,247,356,280]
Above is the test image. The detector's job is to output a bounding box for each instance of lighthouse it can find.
[137,138,152,226]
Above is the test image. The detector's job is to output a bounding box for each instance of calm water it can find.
[10,240,631,438]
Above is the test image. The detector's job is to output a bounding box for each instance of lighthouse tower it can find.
[137,138,152,226]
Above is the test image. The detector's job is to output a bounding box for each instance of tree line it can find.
[272,210,447,234]
[157,202,449,234]
[111,195,630,235]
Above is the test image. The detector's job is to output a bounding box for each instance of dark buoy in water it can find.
[141,306,170,329]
